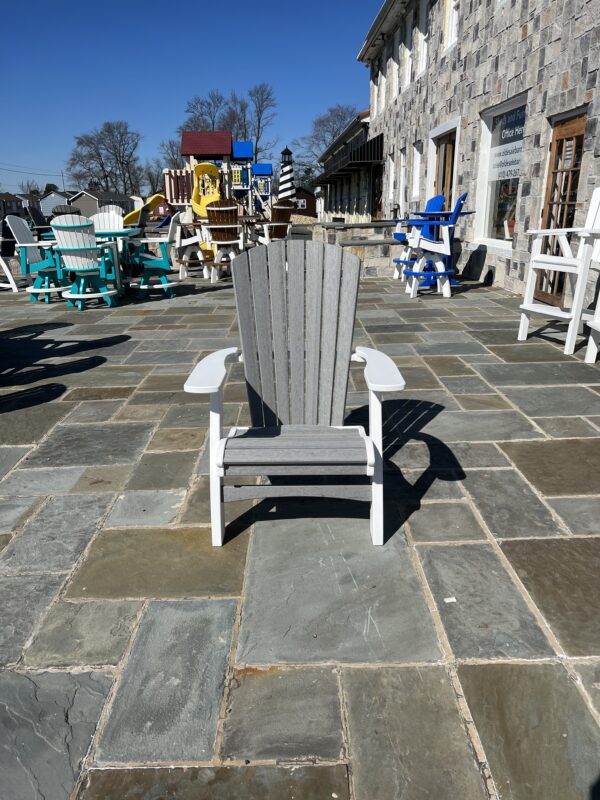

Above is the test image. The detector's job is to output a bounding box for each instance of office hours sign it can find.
[489,106,526,181]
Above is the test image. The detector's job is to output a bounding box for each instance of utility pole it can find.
[61,170,65,192]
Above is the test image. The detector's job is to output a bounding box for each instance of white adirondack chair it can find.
[518,187,600,355]
[98,204,124,216]
[128,212,185,297]
[51,214,118,311]
[184,240,405,547]
[4,215,61,299]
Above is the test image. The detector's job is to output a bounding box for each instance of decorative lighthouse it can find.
[278,146,296,202]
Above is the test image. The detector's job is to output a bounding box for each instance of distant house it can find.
[39,190,75,218]
[294,187,317,217]
[15,192,41,212]
[0,192,23,218]
[68,190,135,217]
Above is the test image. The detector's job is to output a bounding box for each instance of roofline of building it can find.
[357,0,409,62]
[318,110,370,164]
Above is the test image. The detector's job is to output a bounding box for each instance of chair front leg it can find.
[209,389,225,546]
[369,389,384,546]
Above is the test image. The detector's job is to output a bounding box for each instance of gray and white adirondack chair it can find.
[518,187,600,355]
[184,240,405,546]
[4,215,61,299]
[98,204,124,216]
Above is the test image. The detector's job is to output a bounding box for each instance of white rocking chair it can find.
[518,187,600,355]
[184,240,405,547]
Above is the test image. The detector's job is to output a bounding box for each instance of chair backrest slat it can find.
[52,214,97,271]
[287,239,306,424]
[5,216,43,264]
[232,240,360,429]
[268,241,290,424]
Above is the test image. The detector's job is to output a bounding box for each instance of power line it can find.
[0,159,64,174]
[0,165,63,177]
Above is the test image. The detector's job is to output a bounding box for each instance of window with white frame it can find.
[399,147,407,216]
[402,13,413,90]
[475,96,527,243]
[417,0,428,74]
[379,55,387,113]
[412,142,422,200]
[444,0,459,49]
[388,151,396,203]
[296,198,307,209]
[392,28,401,96]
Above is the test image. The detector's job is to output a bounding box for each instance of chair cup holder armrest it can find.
[352,346,406,392]
[184,347,240,394]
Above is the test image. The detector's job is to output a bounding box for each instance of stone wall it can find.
[367,0,599,297]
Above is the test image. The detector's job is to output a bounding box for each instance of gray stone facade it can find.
[360,0,599,295]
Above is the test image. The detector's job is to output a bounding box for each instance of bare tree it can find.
[248,83,277,161]
[182,90,226,131]
[160,138,185,169]
[68,121,143,194]
[293,104,359,182]
[220,92,251,141]
[18,179,41,195]
[143,159,164,195]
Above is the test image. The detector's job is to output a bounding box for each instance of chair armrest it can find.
[184,347,240,394]
[16,241,55,248]
[352,347,405,392]
[134,236,168,245]
[527,227,600,237]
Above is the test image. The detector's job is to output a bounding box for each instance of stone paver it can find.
[1,278,599,794]
[22,422,154,467]
[24,601,141,667]
[78,766,351,799]
[459,664,600,800]
[408,501,487,541]
[105,489,185,527]
[462,468,559,538]
[222,667,342,761]
[66,526,248,598]
[0,572,66,665]
[0,670,112,800]
[237,514,440,664]
[420,544,554,658]
[97,600,235,762]
[0,494,112,574]
[501,439,600,496]
[343,667,487,799]
[502,539,600,656]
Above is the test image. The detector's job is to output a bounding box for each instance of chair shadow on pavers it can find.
[0,322,130,389]
[591,773,600,800]
[226,398,465,546]
[0,383,67,412]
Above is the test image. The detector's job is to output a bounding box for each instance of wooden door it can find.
[534,115,586,306]
[371,164,383,220]
[434,131,456,203]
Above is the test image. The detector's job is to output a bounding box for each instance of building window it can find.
[297,198,307,209]
[371,63,379,116]
[388,152,396,203]
[399,147,407,216]
[379,56,387,113]
[392,29,401,96]
[476,98,527,244]
[444,0,459,49]
[412,142,422,200]
[417,0,428,74]
[402,13,413,90]
[434,130,456,203]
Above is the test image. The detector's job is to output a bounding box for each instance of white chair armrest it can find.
[135,236,168,245]
[527,227,600,237]
[16,241,55,248]
[352,347,405,392]
[184,347,240,394]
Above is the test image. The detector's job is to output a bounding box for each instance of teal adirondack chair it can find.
[5,215,63,302]
[51,215,118,311]
[129,212,182,299]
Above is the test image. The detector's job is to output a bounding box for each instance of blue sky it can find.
[1,0,378,192]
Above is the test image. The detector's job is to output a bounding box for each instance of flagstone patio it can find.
[0,276,599,800]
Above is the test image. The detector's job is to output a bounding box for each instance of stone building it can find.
[314,111,384,223]
[358,0,599,296]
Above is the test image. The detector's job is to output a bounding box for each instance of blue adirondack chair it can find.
[5,215,63,302]
[392,195,445,280]
[51,215,118,311]
[403,192,468,298]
